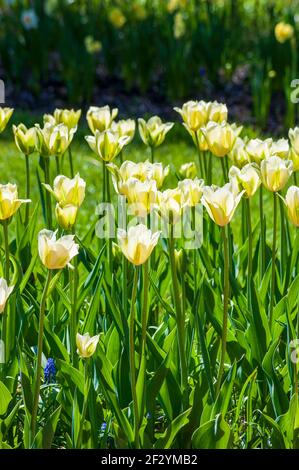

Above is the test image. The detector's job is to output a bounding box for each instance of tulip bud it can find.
[174,100,227,132]
[138,116,174,148]
[0,107,13,133]
[55,203,78,230]
[174,248,185,272]
[120,177,158,217]
[86,105,118,134]
[43,174,86,207]
[201,183,244,226]
[54,108,81,129]
[245,138,273,164]
[0,279,14,314]
[228,137,250,168]
[178,178,204,206]
[275,22,294,43]
[13,124,36,155]
[157,188,184,224]
[111,119,136,143]
[76,332,100,358]
[0,183,30,221]
[201,121,242,157]
[38,229,79,269]
[260,156,293,192]
[179,162,197,179]
[270,138,289,159]
[85,129,130,162]
[289,127,299,171]
[117,224,160,265]
[35,123,75,157]
[284,186,299,227]
[229,163,261,198]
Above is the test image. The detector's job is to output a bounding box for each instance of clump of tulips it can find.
[0,99,299,450]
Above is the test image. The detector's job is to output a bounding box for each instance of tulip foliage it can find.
[1,102,299,451]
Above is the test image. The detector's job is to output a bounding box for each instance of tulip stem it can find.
[1,220,9,369]
[70,254,79,366]
[3,220,10,282]
[269,192,277,331]
[68,147,74,178]
[55,156,61,175]
[259,186,265,282]
[195,133,205,180]
[150,147,154,164]
[25,154,30,227]
[30,269,52,447]
[168,224,188,406]
[44,157,52,229]
[221,158,227,183]
[246,198,252,310]
[216,225,229,396]
[105,163,113,274]
[76,359,91,449]
[129,267,139,448]
[139,259,149,425]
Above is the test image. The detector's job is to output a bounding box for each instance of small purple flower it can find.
[101,422,107,432]
[199,67,206,77]
[44,358,56,383]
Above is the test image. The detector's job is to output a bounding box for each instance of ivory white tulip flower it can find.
[38,229,79,270]
[117,224,160,265]
[85,129,130,162]
[76,332,100,358]
[201,121,242,157]
[229,163,261,198]
[284,186,299,227]
[111,119,136,143]
[86,105,118,134]
[43,174,86,207]
[178,178,204,206]
[0,184,30,220]
[201,183,244,226]
[0,279,14,314]
[0,107,13,133]
[138,116,173,148]
[260,156,293,192]
[13,124,36,155]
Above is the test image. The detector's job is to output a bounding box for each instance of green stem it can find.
[139,260,149,424]
[269,192,277,331]
[30,269,52,447]
[168,224,188,404]
[150,146,154,164]
[119,150,123,165]
[102,159,106,204]
[70,254,79,366]
[44,157,52,229]
[76,360,91,448]
[246,198,253,310]
[129,267,139,448]
[294,172,298,186]
[68,147,74,178]
[55,156,60,175]
[3,220,9,282]
[221,158,227,183]
[195,133,204,179]
[105,164,113,274]
[122,257,128,316]
[259,186,265,281]
[216,226,229,395]
[25,154,30,227]
[1,220,9,369]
